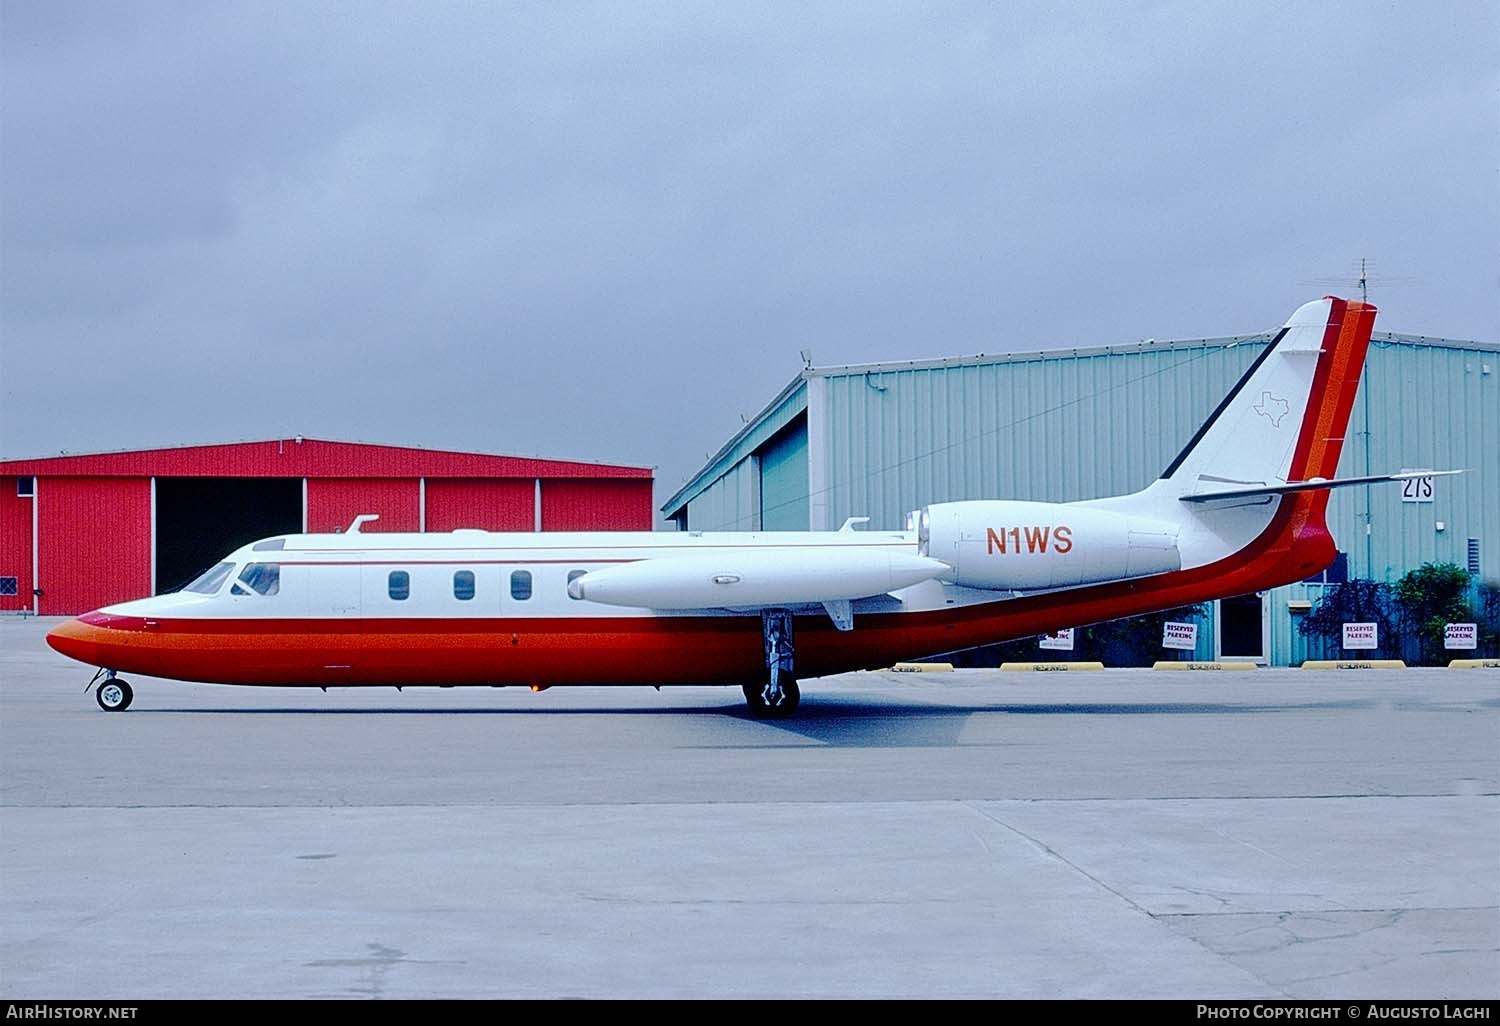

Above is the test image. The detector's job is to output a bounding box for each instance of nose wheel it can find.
[94,674,134,712]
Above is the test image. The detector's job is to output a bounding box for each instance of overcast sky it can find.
[2,1,1495,513]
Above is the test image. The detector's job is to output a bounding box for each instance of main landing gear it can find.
[89,669,134,712]
[745,609,800,718]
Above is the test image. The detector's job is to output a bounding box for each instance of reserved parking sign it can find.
[1162,622,1197,651]
[1444,623,1478,650]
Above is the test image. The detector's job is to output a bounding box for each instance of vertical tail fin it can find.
[1159,296,1377,495]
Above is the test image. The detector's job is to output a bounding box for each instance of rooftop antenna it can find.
[1299,257,1419,304]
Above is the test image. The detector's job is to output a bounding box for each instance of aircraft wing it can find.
[567,548,949,623]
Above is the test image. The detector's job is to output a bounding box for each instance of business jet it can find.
[48,297,1426,716]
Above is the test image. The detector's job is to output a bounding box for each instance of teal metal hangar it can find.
[663,327,1498,666]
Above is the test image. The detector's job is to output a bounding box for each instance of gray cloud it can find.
[3,1,1495,505]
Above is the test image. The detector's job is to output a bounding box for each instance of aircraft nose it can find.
[47,617,104,666]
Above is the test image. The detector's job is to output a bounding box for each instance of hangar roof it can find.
[0,437,653,479]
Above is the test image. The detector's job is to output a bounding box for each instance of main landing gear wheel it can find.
[96,679,133,712]
[748,608,801,718]
[743,678,800,719]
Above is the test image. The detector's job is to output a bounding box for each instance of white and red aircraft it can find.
[48,297,1427,716]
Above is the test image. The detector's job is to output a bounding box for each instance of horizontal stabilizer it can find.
[1180,470,1463,504]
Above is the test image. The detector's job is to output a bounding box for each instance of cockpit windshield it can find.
[183,561,235,595]
[232,563,280,596]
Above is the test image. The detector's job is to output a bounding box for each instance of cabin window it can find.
[453,570,476,601]
[233,563,280,596]
[184,562,234,595]
[567,569,587,599]
[388,570,410,601]
[510,570,532,601]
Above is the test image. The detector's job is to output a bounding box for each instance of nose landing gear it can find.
[89,669,134,712]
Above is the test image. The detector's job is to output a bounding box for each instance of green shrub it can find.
[1393,562,1473,665]
[1298,579,1399,659]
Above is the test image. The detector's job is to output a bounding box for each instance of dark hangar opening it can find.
[155,477,302,594]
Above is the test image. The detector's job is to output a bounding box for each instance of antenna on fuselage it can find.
[346,513,380,534]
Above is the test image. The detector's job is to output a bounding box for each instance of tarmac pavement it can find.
[2,616,1495,999]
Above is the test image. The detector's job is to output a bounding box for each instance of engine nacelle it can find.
[916,500,1180,591]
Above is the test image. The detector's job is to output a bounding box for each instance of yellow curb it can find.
[1448,658,1500,669]
[889,662,954,672]
[1152,661,1259,671]
[999,661,1106,672]
[1299,659,1407,670]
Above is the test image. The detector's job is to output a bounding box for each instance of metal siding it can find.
[684,487,720,532]
[424,479,535,532]
[540,479,654,531]
[685,465,729,532]
[746,459,763,531]
[0,439,651,480]
[663,383,808,517]
[306,479,421,534]
[1465,351,1499,579]
[743,460,763,531]
[1352,341,1500,583]
[685,460,762,532]
[821,340,1267,531]
[759,420,809,530]
[38,477,151,614]
[0,486,33,611]
[805,376,829,531]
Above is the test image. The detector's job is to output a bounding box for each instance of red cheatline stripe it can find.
[77,612,738,635]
